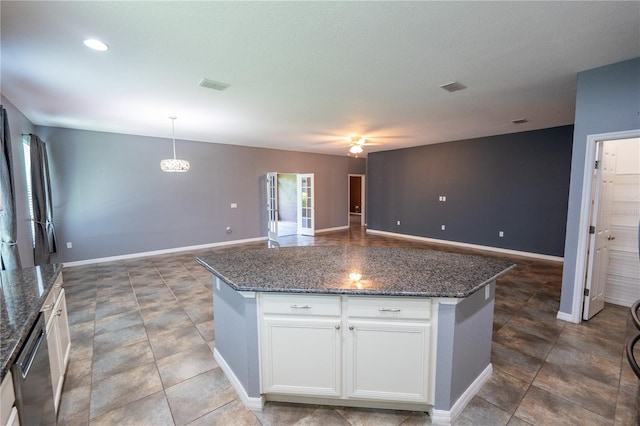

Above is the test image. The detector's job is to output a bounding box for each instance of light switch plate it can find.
[485,285,490,300]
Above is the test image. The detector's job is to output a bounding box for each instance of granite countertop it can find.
[0,263,63,381]
[197,246,515,298]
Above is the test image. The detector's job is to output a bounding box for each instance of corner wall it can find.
[559,58,640,316]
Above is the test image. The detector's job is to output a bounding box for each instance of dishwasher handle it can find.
[16,318,46,380]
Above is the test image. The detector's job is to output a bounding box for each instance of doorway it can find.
[266,172,315,240]
[349,174,365,227]
[580,134,640,320]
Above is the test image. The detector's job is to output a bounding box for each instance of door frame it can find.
[569,128,640,323]
[348,174,366,227]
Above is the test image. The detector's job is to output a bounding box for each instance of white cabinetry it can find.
[1,371,19,426]
[346,297,432,404]
[258,293,435,406]
[43,275,70,413]
[260,294,342,397]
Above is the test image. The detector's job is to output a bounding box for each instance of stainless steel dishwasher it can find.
[11,312,56,426]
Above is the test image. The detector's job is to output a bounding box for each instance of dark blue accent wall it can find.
[367,125,574,256]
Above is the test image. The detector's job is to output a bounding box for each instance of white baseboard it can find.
[213,348,264,412]
[62,236,268,267]
[556,310,580,323]
[430,364,493,425]
[366,229,564,263]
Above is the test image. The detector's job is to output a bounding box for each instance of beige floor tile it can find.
[89,362,163,419]
[165,368,237,425]
[91,338,154,382]
[89,391,174,426]
[514,385,612,426]
[185,399,261,426]
[156,343,218,388]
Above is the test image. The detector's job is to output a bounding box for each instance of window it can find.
[23,137,35,247]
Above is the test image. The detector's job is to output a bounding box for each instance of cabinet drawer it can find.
[262,294,341,316]
[347,296,431,320]
[42,273,63,323]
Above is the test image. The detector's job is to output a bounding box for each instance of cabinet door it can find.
[55,290,71,372]
[261,317,341,397]
[346,320,431,404]
[47,289,71,412]
[46,311,63,412]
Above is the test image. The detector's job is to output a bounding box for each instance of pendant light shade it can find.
[161,116,190,172]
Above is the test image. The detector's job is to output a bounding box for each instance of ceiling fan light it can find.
[349,144,363,154]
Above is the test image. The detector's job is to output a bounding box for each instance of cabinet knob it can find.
[349,326,354,330]
[57,308,63,316]
[335,324,341,330]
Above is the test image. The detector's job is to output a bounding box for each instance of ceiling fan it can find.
[348,136,376,156]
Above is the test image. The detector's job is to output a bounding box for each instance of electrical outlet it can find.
[442,196,446,202]
[441,225,446,231]
[499,231,504,238]
[485,285,490,300]
[66,242,72,249]
[230,203,238,208]
[397,220,401,225]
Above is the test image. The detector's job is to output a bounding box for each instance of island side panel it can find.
[434,282,495,411]
[212,277,261,398]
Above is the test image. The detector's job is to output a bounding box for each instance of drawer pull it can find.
[57,308,63,316]
[335,324,341,330]
[290,304,312,309]
[379,308,401,313]
[42,304,54,312]
[349,325,354,330]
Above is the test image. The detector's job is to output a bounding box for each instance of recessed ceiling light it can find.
[83,39,109,51]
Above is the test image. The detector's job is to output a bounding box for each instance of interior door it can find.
[267,172,278,241]
[584,142,616,320]
[297,173,314,236]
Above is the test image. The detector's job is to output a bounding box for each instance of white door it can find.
[267,172,278,241]
[297,173,314,236]
[584,142,617,320]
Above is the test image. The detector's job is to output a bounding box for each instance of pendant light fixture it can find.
[160,116,190,172]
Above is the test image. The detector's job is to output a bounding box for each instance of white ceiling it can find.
[2,1,639,156]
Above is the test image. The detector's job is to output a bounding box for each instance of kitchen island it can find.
[197,246,514,425]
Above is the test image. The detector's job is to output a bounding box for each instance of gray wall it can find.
[367,126,573,256]
[559,58,640,315]
[212,277,260,398]
[2,96,37,267]
[435,283,494,410]
[32,126,353,262]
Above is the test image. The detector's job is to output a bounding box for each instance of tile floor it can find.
[56,223,639,425]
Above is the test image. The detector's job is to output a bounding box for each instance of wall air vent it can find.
[439,81,466,93]
[512,118,528,124]
[198,78,230,91]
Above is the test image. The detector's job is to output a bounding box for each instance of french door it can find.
[297,174,314,236]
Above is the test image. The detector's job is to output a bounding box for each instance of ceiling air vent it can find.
[198,78,230,91]
[439,81,466,93]
[512,118,528,124]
